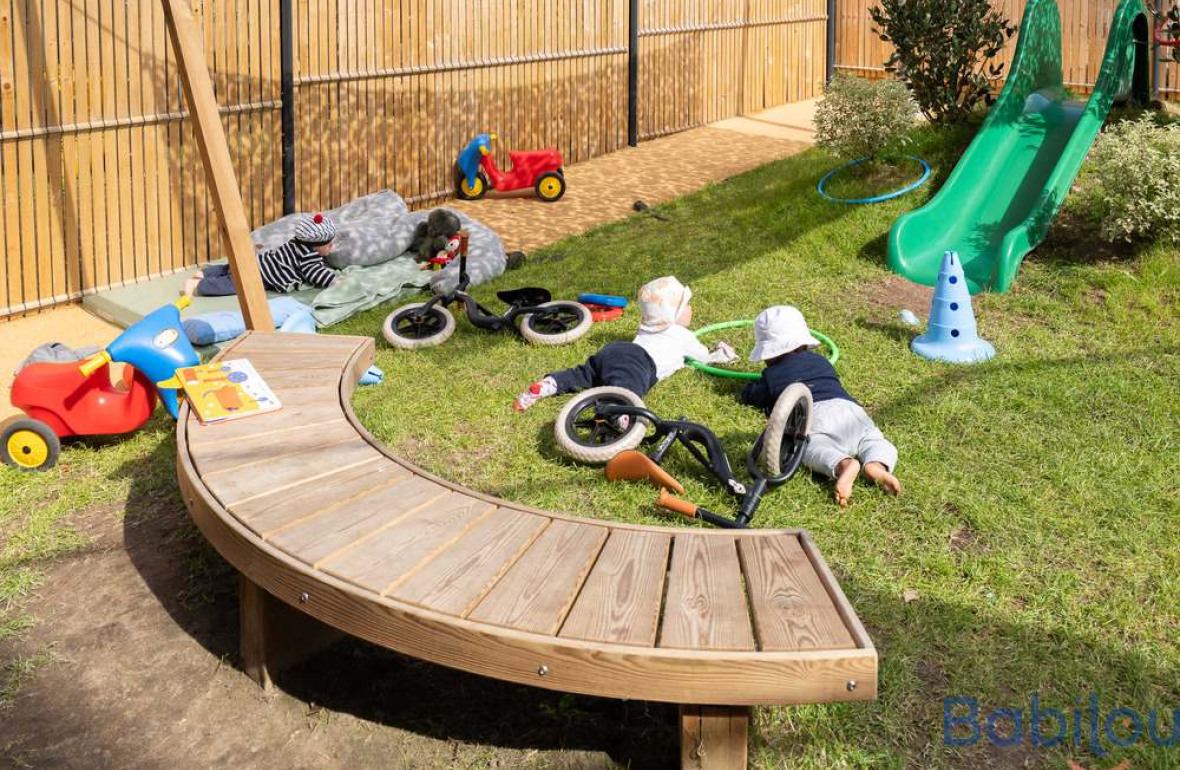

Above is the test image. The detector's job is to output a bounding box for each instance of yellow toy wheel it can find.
[535,171,566,202]
[1,417,61,472]
[456,171,489,200]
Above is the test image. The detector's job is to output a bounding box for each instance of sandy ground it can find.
[1,485,676,769]
[1,104,815,769]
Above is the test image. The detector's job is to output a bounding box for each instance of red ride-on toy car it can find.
[455,132,566,202]
[1,297,199,471]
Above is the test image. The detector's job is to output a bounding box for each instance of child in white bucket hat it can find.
[514,276,737,411]
[742,305,901,506]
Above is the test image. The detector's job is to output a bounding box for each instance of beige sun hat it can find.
[637,276,692,332]
[748,305,821,362]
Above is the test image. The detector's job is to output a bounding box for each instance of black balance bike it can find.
[383,232,592,349]
[553,384,813,528]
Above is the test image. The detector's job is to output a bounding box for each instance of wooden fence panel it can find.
[638,0,828,140]
[836,0,1180,97]
[0,0,282,317]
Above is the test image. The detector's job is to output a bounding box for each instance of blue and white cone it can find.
[911,251,995,364]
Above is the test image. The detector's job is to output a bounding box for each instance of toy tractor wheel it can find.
[1,417,61,472]
[759,383,812,479]
[554,387,648,465]
[383,302,457,349]
[535,172,566,202]
[456,170,490,200]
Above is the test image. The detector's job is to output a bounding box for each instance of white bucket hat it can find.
[749,305,821,362]
[637,276,692,332]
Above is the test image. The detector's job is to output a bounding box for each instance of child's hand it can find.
[710,342,738,364]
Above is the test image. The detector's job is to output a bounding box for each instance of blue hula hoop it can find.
[816,156,931,205]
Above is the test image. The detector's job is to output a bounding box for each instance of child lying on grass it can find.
[741,305,902,507]
[513,275,737,411]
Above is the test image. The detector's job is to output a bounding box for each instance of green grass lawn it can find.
[3,125,1179,768]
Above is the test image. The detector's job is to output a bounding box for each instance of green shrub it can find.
[869,0,1016,124]
[814,75,917,162]
[1075,115,1180,243]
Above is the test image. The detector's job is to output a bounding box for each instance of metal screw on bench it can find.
[846,680,857,692]
[537,665,549,677]
[299,592,310,604]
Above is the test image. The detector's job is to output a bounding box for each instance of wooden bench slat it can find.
[191,419,361,475]
[559,530,671,647]
[321,493,496,594]
[205,439,384,507]
[468,520,608,635]
[228,457,397,535]
[187,410,347,450]
[389,508,549,617]
[660,535,755,651]
[269,476,448,566]
[227,333,365,355]
[248,368,346,390]
[227,350,357,372]
[738,536,857,652]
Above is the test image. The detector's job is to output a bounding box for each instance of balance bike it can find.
[552,384,813,528]
[383,232,591,349]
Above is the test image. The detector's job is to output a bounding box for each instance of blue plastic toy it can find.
[910,251,995,364]
[98,300,201,418]
[578,293,628,308]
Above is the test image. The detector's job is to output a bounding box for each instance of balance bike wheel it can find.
[554,387,648,465]
[760,383,813,478]
[1,416,61,472]
[535,171,566,202]
[383,302,456,350]
[518,301,592,346]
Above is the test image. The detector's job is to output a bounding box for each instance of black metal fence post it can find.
[1153,0,1162,101]
[628,0,639,146]
[280,0,296,214]
[826,0,836,84]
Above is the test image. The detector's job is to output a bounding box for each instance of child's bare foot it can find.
[181,272,203,298]
[833,457,860,507]
[863,461,903,496]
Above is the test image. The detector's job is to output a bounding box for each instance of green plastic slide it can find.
[887,0,1149,294]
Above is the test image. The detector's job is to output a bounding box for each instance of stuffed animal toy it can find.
[410,208,463,264]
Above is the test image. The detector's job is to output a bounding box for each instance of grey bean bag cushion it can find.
[251,189,506,295]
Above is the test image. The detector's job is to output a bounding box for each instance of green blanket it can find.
[312,257,431,327]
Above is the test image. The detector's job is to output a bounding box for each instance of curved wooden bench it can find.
[177,331,877,769]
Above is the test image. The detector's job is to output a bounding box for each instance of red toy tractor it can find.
[1,297,199,472]
[455,133,566,202]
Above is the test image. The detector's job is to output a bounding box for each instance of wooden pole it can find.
[161,0,273,330]
[679,705,750,770]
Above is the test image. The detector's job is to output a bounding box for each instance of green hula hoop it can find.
[684,319,840,380]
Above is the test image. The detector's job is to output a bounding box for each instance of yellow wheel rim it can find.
[460,177,484,197]
[7,429,50,469]
[538,177,563,200]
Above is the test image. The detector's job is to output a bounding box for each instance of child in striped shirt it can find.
[183,213,339,297]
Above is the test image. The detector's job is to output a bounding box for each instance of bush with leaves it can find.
[814,75,917,162]
[1074,116,1180,243]
[869,0,1016,124]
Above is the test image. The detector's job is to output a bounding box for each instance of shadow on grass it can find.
[93,420,1179,768]
[871,344,1180,425]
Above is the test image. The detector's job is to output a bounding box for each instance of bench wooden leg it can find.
[238,573,342,690]
[679,705,750,770]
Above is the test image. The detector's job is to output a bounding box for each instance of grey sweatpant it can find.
[803,398,898,478]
